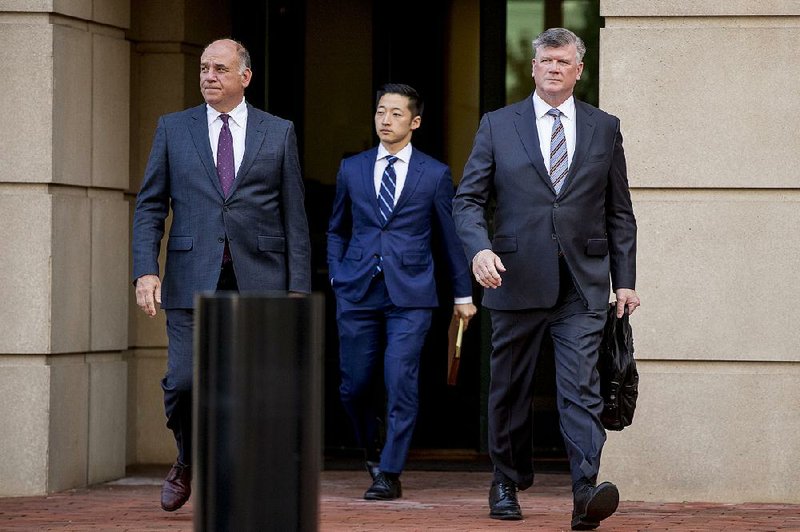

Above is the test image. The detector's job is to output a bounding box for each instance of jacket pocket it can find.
[402,252,430,266]
[253,155,278,172]
[585,238,609,256]
[344,246,362,260]
[168,236,193,250]
[258,235,286,253]
[492,236,518,253]
[585,152,607,163]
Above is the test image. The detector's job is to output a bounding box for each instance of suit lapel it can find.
[513,96,554,193]
[228,104,267,198]
[361,148,381,221]
[562,100,596,195]
[392,150,424,216]
[188,104,224,197]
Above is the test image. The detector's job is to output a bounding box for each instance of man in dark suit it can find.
[327,84,476,500]
[132,38,310,512]
[452,28,640,529]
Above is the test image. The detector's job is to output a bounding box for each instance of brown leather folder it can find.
[447,316,465,386]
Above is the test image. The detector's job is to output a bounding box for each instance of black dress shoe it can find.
[364,472,402,500]
[571,481,619,530]
[161,463,191,511]
[488,480,523,520]
[365,460,381,481]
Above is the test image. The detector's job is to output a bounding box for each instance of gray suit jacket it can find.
[452,95,636,311]
[132,103,311,309]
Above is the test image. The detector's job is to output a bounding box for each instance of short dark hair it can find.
[376,83,424,117]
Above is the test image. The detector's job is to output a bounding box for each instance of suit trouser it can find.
[336,274,432,475]
[487,262,607,490]
[162,262,238,465]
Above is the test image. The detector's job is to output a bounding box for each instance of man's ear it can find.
[241,68,253,88]
[411,115,422,130]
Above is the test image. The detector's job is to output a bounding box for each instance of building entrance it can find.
[229,0,601,471]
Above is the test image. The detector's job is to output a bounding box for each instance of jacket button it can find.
[552,233,557,240]
[553,202,559,208]
[218,237,224,243]
[223,206,229,212]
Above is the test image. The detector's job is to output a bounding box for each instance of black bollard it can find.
[194,292,323,532]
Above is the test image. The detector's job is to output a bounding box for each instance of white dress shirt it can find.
[207,98,248,177]
[374,143,472,306]
[374,143,413,201]
[532,92,577,173]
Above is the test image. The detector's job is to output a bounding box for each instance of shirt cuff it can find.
[454,297,473,305]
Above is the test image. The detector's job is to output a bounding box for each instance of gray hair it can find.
[232,40,251,74]
[532,27,586,63]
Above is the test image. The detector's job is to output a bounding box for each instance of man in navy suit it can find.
[132,39,310,511]
[453,28,640,529]
[327,84,476,500]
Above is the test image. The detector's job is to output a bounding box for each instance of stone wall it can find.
[599,0,800,503]
[0,0,130,496]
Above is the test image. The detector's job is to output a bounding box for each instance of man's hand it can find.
[135,274,161,317]
[453,303,478,329]
[615,288,640,318]
[472,249,506,289]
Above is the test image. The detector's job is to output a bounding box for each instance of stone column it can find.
[0,0,130,495]
[599,0,800,503]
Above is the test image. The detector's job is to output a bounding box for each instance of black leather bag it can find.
[598,303,638,431]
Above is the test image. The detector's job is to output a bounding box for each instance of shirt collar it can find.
[532,92,575,121]
[377,142,413,164]
[206,98,248,127]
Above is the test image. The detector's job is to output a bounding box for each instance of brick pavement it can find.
[1,469,799,531]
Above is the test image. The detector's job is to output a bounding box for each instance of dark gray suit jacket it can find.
[132,103,311,309]
[452,95,636,311]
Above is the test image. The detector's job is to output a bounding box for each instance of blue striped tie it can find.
[547,108,568,194]
[378,155,398,225]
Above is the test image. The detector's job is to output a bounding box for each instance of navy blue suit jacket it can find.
[327,147,472,308]
[132,103,311,308]
[453,96,636,311]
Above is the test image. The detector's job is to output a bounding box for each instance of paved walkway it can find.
[1,469,799,531]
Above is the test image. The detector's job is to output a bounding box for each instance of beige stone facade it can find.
[0,1,130,496]
[599,1,800,503]
[1,0,797,503]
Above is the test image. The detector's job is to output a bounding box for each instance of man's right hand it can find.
[472,249,506,289]
[135,274,161,317]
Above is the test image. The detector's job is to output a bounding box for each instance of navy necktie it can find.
[374,155,399,277]
[378,155,398,225]
[217,114,235,263]
[547,108,568,194]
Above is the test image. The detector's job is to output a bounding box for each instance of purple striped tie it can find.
[217,114,234,262]
[217,114,235,197]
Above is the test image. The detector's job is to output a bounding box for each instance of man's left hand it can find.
[615,288,640,318]
[454,303,478,329]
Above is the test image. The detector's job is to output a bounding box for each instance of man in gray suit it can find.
[453,28,640,530]
[132,38,310,512]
